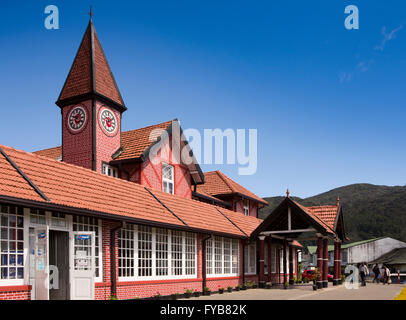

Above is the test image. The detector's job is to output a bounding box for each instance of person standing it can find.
[373,264,380,283]
[359,263,366,286]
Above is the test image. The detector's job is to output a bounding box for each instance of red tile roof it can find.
[295,201,338,233]
[57,21,124,108]
[34,120,173,161]
[1,144,262,238]
[196,170,268,205]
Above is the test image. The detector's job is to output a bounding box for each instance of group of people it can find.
[359,263,392,286]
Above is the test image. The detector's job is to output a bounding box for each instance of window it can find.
[206,237,239,277]
[264,242,268,274]
[118,225,135,278]
[118,225,197,280]
[51,212,67,228]
[138,225,153,277]
[244,242,256,274]
[1,206,24,281]
[30,209,46,225]
[102,163,118,178]
[243,201,249,216]
[155,228,168,276]
[73,216,102,280]
[162,163,174,194]
[185,232,196,275]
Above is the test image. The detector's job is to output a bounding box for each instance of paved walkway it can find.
[184,283,405,300]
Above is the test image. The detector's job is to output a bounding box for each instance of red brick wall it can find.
[0,286,31,300]
[95,102,121,173]
[62,100,93,169]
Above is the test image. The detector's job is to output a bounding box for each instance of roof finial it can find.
[286,188,290,198]
[336,196,340,206]
[88,5,93,21]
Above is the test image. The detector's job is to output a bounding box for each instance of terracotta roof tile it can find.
[1,145,262,237]
[57,21,124,107]
[295,201,338,233]
[33,146,62,159]
[196,170,268,205]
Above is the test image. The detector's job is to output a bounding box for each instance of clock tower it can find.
[56,18,126,173]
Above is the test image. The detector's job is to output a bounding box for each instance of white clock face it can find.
[100,108,117,134]
[68,106,87,132]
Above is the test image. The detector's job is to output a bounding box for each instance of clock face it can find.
[100,108,117,134]
[68,106,87,132]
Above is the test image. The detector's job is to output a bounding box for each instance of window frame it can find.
[243,200,249,216]
[162,163,175,195]
[102,162,118,178]
[118,225,197,281]
[244,242,257,275]
[207,237,240,277]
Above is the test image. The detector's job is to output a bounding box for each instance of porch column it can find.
[258,236,266,288]
[338,242,342,284]
[333,241,339,285]
[322,237,328,288]
[316,235,323,289]
[289,244,294,285]
[267,236,272,283]
[276,247,280,284]
[283,239,287,285]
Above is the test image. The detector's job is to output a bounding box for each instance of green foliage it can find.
[259,184,406,243]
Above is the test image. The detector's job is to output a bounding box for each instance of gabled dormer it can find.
[193,170,268,217]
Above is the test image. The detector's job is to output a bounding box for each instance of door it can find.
[34,227,49,300]
[49,230,69,300]
[70,231,95,300]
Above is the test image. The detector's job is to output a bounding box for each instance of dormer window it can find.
[162,163,174,194]
[243,200,249,216]
[102,163,118,178]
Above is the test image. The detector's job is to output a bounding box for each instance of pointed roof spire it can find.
[88,5,93,21]
[286,188,290,198]
[336,196,340,207]
[56,18,126,112]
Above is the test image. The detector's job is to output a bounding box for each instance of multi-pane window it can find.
[51,212,67,228]
[1,206,24,280]
[118,225,197,280]
[243,200,249,216]
[171,230,183,276]
[207,237,239,276]
[138,226,153,277]
[156,228,168,276]
[162,163,174,194]
[73,216,101,279]
[185,232,196,275]
[223,238,231,274]
[206,238,213,275]
[29,209,46,225]
[231,240,239,274]
[102,163,118,178]
[264,242,268,274]
[244,242,256,274]
[118,225,135,278]
[271,245,276,273]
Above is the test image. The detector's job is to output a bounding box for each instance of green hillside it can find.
[259,184,406,243]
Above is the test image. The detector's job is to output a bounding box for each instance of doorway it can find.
[49,230,69,300]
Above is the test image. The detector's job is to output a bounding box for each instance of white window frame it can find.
[244,242,256,275]
[207,237,239,277]
[118,225,197,281]
[243,200,249,216]
[0,205,29,286]
[162,163,174,195]
[102,163,118,178]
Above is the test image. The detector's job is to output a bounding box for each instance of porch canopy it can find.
[251,192,345,288]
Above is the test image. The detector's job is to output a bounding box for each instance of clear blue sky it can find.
[1,1,406,198]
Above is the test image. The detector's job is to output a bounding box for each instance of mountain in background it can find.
[259,184,406,243]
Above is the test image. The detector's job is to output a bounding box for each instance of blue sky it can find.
[1,1,406,198]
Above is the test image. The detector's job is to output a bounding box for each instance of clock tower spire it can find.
[56,17,126,172]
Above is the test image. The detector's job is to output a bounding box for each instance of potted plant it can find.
[218,286,224,294]
[110,295,119,300]
[241,283,247,290]
[170,293,180,300]
[265,282,272,289]
[284,282,289,289]
[245,280,254,289]
[341,274,346,284]
[184,288,193,298]
[235,285,241,291]
[227,286,233,293]
[203,287,211,296]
